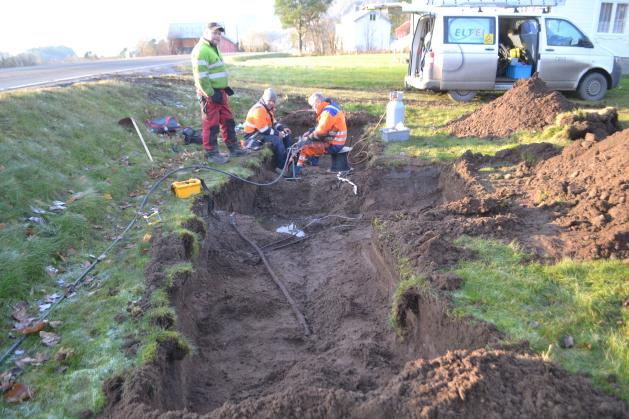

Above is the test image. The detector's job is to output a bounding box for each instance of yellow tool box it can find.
[171,178,202,199]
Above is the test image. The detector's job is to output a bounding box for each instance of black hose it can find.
[0,155,297,367]
[229,214,311,336]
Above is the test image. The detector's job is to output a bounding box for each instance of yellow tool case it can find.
[171,178,202,199]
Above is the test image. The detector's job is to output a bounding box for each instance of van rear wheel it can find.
[447,90,477,102]
[577,72,608,101]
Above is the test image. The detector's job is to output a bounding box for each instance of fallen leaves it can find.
[40,331,60,347]
[55,347,75,364]
[11,303,30,323]
[15,352,49,368]
[0,370,15,392]
[17,321,48,335]
[3,383,33,403]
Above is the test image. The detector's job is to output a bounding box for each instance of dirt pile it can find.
[559,107,621,140]
[528,128,629,259]
[106,348,628,418]
[448,76,575,138]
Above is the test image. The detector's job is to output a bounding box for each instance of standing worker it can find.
[243,88,293,170]
[191,22,246,164]
[294,92,347,176]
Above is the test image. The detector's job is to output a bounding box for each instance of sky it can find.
[0,0,282,57]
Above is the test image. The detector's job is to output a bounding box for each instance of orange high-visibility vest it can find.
[314,101,347,147]
[243,101,275,136]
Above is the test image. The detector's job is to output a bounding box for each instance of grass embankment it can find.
[450,237,629,403]
[0,77,261,417]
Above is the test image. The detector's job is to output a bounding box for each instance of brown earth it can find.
[526,128,629,259]
[448,75,575,138]
[559,107,622,141]
[102,147,627,417]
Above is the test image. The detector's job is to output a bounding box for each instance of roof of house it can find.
[342,9,391,24]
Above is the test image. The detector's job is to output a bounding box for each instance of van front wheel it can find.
[447,90,477,102]
[577,72,608,101]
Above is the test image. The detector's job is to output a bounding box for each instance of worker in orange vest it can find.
[293,92,347,176]
[243,88,293,169]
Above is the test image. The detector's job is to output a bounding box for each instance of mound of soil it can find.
[559,107,621,141]
[211,349,627,419]
[528,128,629,259]
[448,76,575,138]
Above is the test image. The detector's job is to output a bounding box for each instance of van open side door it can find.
[440,15,498,90]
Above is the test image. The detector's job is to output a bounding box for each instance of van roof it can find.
[366,1,563,16]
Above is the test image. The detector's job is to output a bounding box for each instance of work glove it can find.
[295,136,312,148]
[225,86,234,96]
[198,96,208,114]
[211,90,223,104]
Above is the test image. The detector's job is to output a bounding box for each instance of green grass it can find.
[390,257,431,336]
[227,53,408,91]
[451,236,629,402]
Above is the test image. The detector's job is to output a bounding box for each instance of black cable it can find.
[229,214,311,336]
[0,154,297,367]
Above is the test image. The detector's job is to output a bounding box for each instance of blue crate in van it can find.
[506,63,532,79]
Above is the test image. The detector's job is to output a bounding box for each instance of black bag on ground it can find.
[144,116,181,134]
[181,127,203,144]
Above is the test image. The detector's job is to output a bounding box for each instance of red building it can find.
[394,20,411,40]
[168,23,239,54]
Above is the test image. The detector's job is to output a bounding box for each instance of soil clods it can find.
[448,75,575,138]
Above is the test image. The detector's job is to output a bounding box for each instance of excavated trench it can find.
[176,163,476,413]
[103,156,628,418]
[104,161,496,416]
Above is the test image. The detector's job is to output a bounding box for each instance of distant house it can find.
[167,23,239,54]
[390,19,412,53]
[394,20,411,39]
[335,3,392,52]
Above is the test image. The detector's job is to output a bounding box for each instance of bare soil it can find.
[448,76,575,138]
[101,81,628,418]
[102,154,627,418]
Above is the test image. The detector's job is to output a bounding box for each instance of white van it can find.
[372,2,622,101]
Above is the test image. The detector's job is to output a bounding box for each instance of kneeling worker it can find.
[243,88,293,169]
[294,92,347,176]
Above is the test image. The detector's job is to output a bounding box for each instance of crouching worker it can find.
[243,88,293,170]
[293,92,347,176]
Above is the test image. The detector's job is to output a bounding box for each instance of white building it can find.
[336,5,392,52]
[552,0,628,70]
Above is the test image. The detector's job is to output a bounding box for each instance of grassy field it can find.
[451,237,629,403]
[0,53,627,416]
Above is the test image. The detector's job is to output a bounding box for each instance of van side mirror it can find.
[578,38,594,48]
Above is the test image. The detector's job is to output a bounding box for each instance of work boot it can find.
[206,151,229,164]
[228,147,247,157]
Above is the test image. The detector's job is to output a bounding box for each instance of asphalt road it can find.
[0,55,190,91]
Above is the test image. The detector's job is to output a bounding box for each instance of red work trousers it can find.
[202,90,236,153]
